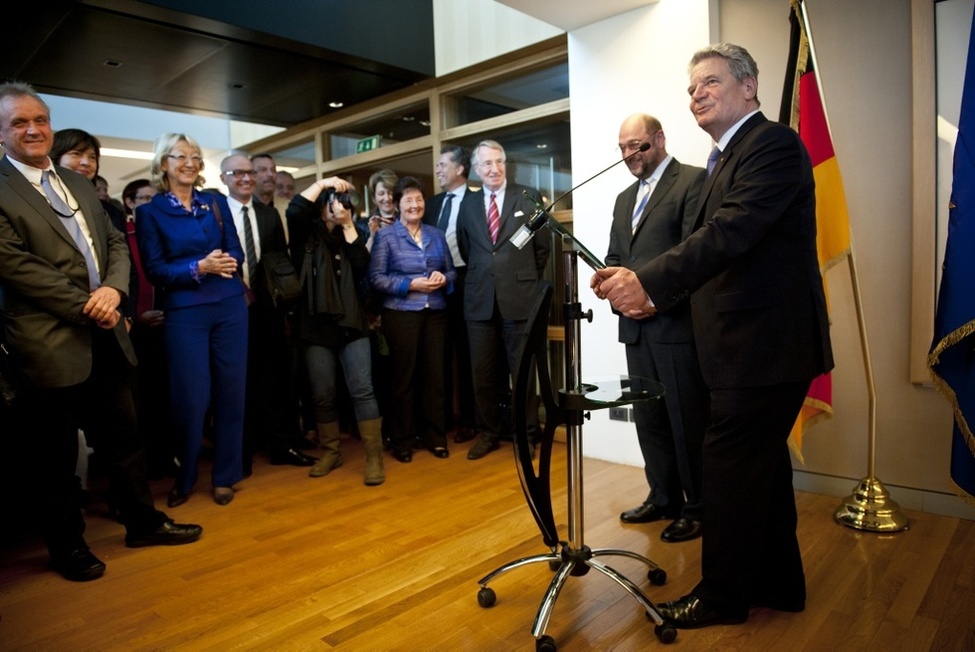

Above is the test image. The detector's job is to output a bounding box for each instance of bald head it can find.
[618,113,667,180]
[220,152,256,203]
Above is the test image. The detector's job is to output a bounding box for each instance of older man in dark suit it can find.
[607,114,709,544]
[0,82,202,582]
[593,43,833,628]
[457,139,550,460]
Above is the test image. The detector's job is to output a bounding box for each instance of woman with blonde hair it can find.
[136,133,248,507]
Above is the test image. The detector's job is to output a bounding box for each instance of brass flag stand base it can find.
[834,476,909,532]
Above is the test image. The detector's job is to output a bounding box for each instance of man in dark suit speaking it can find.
[592,44,833,628]
[457,139,550,460]
[0,82,202,582]
[607,113,709,544]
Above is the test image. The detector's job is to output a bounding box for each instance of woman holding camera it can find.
[287,177,384,486]
[368,177,455,463]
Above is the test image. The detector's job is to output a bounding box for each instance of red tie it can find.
[487,193,500,244]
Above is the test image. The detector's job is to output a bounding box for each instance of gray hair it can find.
[690,43,761,105]
[471,139,506,168]
[0,81,50,125]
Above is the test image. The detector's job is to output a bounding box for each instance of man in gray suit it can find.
[607,114,709,543]
[0,82,202,582]
[457,139,550,459]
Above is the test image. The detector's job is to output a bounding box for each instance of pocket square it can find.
[514,210,524,218]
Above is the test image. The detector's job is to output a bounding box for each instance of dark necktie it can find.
[707,146,721,176]
[42,170,99,290]
[437,192,453,231]
[487,193,500,244]
[242,205,257,286]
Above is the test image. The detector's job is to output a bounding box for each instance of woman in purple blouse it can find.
[369,177,456,463]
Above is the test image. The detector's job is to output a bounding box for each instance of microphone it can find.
[510,141,651,249]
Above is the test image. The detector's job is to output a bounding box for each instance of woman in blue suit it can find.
[136,133,248,507]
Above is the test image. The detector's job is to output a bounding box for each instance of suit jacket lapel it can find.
[694,112,767,229]
[632,160,679,237]
[0,157,81,253]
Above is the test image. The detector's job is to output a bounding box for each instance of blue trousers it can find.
[165,294,248,493]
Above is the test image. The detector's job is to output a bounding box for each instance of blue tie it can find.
[631,180,650,233]
[707,146,721,176]
[42,170,100,290]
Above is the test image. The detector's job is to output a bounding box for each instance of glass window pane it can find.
[328,104,431,159]
[445,63,568,127]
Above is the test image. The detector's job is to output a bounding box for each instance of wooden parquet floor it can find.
[1,436,973,651]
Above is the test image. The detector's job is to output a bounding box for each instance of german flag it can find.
[779,0,852,461]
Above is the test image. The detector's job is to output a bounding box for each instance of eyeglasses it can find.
[134,193,155,202]
[222,169,257,178]
[618,132,657,154]
[400,198,424,207]
[477,159,505,170]
[167,154,203,165]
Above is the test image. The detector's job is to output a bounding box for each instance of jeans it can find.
[304,336,380,424]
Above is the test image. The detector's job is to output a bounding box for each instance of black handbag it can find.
[262,249,302,311]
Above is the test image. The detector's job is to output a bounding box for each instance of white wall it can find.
[568,0,716,465]
[562,0,973,519]
[433,0,564,76]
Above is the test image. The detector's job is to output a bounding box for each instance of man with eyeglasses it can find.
[457,139,551,460]
[0,81,202,582]
[606,114,709,544]
[220,152,315,472]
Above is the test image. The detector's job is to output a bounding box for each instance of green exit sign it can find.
[356,135,381,153]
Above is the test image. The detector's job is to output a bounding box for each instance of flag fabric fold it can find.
[929,6,975,501]
[779,0,852,460]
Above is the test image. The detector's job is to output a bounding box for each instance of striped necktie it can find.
[487,193,500,244]
[242,205,257,286]
[631,180,650,233]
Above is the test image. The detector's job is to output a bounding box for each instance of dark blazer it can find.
[135,190,245,312]
[637,113,833,390]
[423,187,468,231]
[456,183,550,321]
[0,157,136,388]
[606,158,704,345]
[251,201,288,306]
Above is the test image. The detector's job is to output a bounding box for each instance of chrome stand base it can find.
[834,476,909,532]
[477,543,672,644]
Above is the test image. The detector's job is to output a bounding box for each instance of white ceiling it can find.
[496,0,658,32]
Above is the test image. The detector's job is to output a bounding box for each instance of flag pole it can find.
[798,0,908,532]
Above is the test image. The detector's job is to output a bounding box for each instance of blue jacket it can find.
[135,190,246,311]
[369,220,455,312]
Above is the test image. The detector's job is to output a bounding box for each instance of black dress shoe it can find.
[467,436,499,460]
[125,520,203,548]
[453,428,477,444]
[269,447,318,467]
[657,594,747,629]
[661,517,703,542]
[167,487,188,508]
[619,503,677,524]
[392,449,412,463]
[430,446,449,459]
[50,548,106,582]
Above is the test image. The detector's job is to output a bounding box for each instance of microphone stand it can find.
[479,144,677,648]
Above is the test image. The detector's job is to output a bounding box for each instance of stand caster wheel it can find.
[654,623,677,644]
[536,634,557,651]
[477,587,496,608]
[648,568,667,585]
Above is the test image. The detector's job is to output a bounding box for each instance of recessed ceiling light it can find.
[102,59,123,68]
[229,83,245,90]
[329,101,344,109]
[536,143,549,149]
